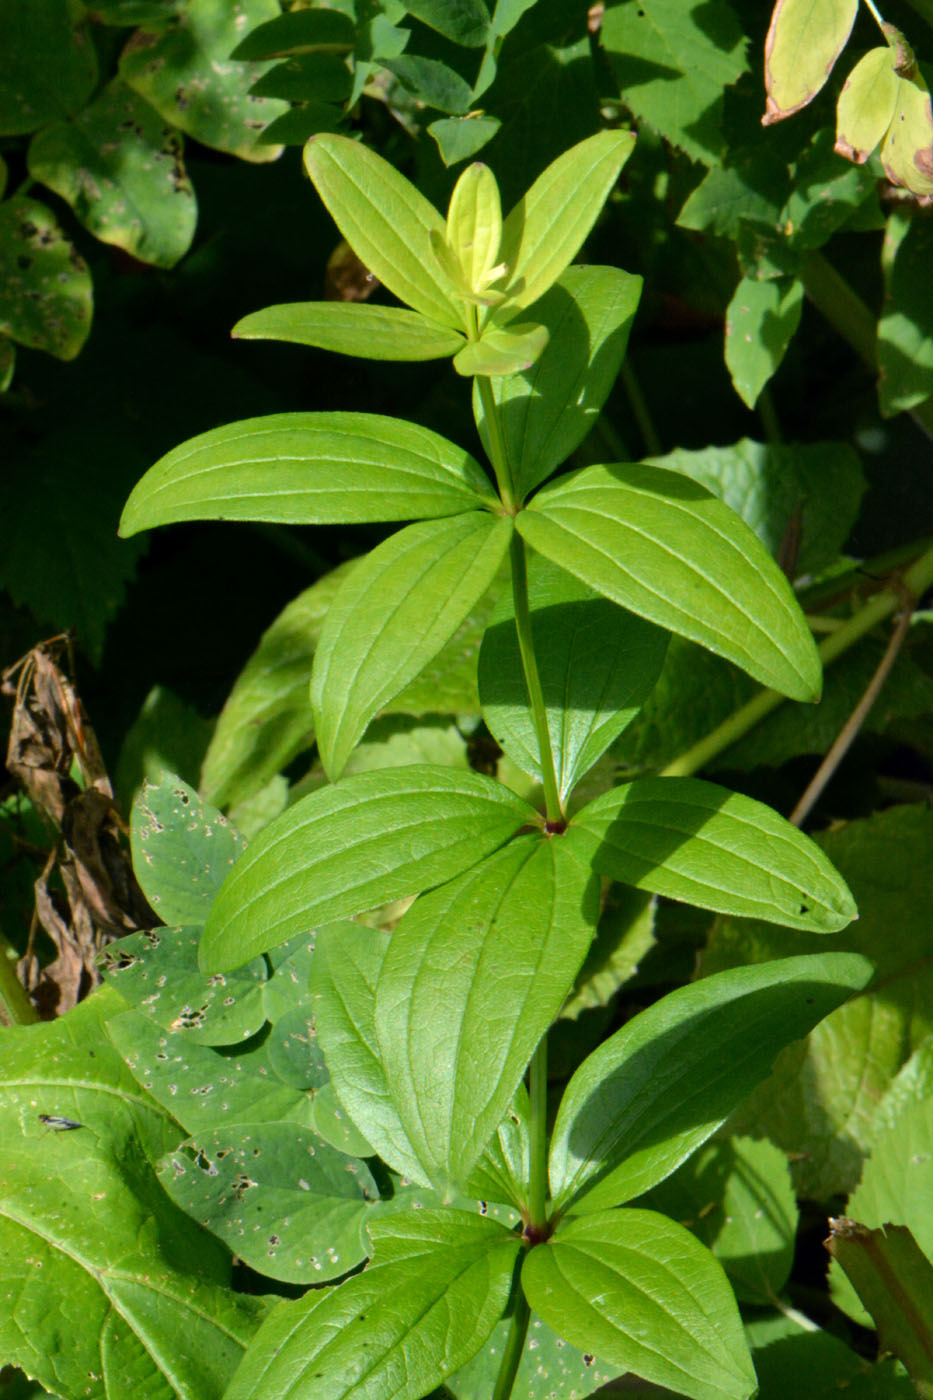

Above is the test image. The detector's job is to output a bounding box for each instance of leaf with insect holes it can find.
[131,772,246,927]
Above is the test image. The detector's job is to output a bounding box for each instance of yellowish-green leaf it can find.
[763,0,858,124]
[454,322,549,377]
[880,66,933,198]
[835,47,899,163]
[233,302,464,360]
[446,162,503,290]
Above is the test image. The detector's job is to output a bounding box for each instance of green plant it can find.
[107,132,870,1400]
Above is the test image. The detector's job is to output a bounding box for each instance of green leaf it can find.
[157,1120,380,1283]
[233,302,464,359]
[548,951,871,1214]
[375,835,599,1194]
[102,925,268,1046]
[401,0,491,47]
[0,989,265,1400]
[447,162,503,290]
[201,564,354,810]
[479,555,668,801]
[601,0,748,164]
[249,51,353,103]
[257,100,346,145]
[120,412,496,536]
[879,209,933,418]
[223,1210,520,1400]
[644,1136,798,1306]
[428,115,502,167]
[522,1209,757,1400]
[746,1309,916,1400]
[119,0,288,161]
[0,0,97,135]
[566,776,856,931]
[304,132,463,327]
[200,764,538,971]
[117,685,214,814]
[763,0,858,124]
[556,886,656,1027]
[385,54,476,114]
[473,265,643,499]
[781,128,877,250]
[879,64,933,200]
[0,335,14,393]
[0,196,92,360]
[311,512,512,777]
[86,0,184,22]
[836,47,899,164]
[725,274,804,408]
[446,1310,617,1398]
[231,7,357,59]
[496,130,635,319]
[517,461,822,701]
[453,320,549,376]
[677,153,790,240]
[311,921,431,1185]
[703,804,933,1200]
[27,80,197,268]
[130,772,246,927]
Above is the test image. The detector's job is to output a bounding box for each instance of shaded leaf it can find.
[446,1310,616,1398]
[385,54,476,113]
[0,0,97,135]
[879,209,933,418]
[401,0,491,47]
[231,7,356,59]
[725,274,804,409]
[0,197,91,360]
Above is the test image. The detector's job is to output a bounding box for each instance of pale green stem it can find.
[862,0,888,34]
[662,542,933,777]
[621,358,663,457]
[527,1037,549,1230]
[509,533,563,824]
[491,1288,531,1400]
[757,385,782,447]
[477,374,517,512]
[0,930,38,1026]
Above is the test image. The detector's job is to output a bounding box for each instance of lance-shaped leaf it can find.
[453,321,549,377]
[223,1211,520,1400]
[479,555,668,801]
[522,1210,757,1400]
[232,302,465,360]
[375,835,599,1196]
[473,265,643,500]
[517,461,822,700]
[311,921,432,1187]
[119,412,496,535]
[548,952,872,1215]
[446,162,503,291]
[304,132,463,327]
[496,130,635,320]
[565,776,855,931]
[725,274,804,409]
[836,47,899,163]
[763,0,858,124]
[200,765,538,971]
[312,512,512,776]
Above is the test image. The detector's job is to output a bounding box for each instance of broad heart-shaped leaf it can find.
[836,47,899,164]
[304,132,464,328]
[233,302,465,359]
[496,130,635,321]
[473,266,643,501]
[0,0,98,135]
[479,554,669,802]
[517,461,822,701]
[224,1210,520,1400]
[0,196,91,360]
[130,771,246,926]
[375,835,599,1197]
[312,512,512,777]
[119,0,287,161]
[26,79,196,268]
[522,1209,757,1400]
[199,765,538,972]
[547,952,872,1215]
[119,412,496,536]
[725,274,804,409]
[311,921,432,1186]
[565,776,856,931]
[763,0,858,123]
[0,988,266,1400]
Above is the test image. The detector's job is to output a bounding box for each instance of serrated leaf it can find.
[130,772,246,926]
[200,764,538,971]
[566,776,856,931]
[879,209,933,417]
[496,130,635,318]
[763,0,858,124]
[157,1120,380,1283]
[725,274,804,408]
[304,132,463,326]
[311,512,511,777]
[233,302,464,359]
[201,564,354,810]
[548,951,871,1214]
[120,412,496,536]
[0,989,265,1400]
[223,1210,520,1400]
[27,80,196,268]
[453,320,548,376]
[473,265,643,499]
[375,835,599,1195]
[479,554,668,801]
[602,0,747,163]
[119,0,288,161]
[0,196,91,360]
[0,0,97,135]
[517,461,822,701]
[522,1210,757,1400]
[835,47,899,164]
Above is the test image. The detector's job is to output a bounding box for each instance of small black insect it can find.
[38,1114,82,1131]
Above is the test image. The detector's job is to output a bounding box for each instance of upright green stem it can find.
[477,372,517,512]
[509,533,563,824]
[491,1288,531,1400]
[621,359,663,457]
[527,1037,549,1230]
